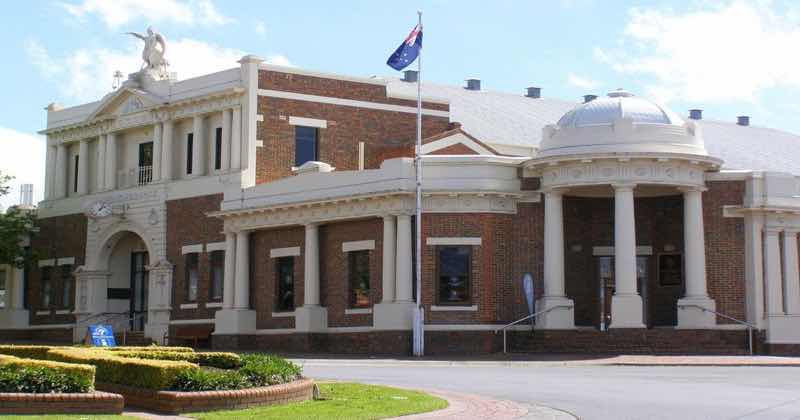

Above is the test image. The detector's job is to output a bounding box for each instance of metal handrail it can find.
[677,304,756,355]
[494,305,571,354]
[122,311,148,345]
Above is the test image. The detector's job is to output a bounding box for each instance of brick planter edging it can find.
[97,378,315,414]
[0,391,124,414]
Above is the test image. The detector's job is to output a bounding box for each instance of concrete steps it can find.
[114,331,154,347]
[508,329,752,355]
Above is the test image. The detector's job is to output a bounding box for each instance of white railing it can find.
[138,165,153,186]
[677,304,756,355]
[494,305,572,353]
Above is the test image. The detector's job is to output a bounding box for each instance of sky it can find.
[2,0,800,208]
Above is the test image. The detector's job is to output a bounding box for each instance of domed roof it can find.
[557,89,684,128]
[535,89,717,162]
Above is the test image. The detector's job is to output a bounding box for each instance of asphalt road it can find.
[300,361,800,420]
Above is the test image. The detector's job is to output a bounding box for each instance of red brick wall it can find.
[508,201,545,322]
[427,143,479,155]
[704,180,746,323]
[251,226,305,330]
[166,194,225,321]
[255,70,451,183]
[320,219,383,328]
[421,213,514,324]
[29,213,87,325]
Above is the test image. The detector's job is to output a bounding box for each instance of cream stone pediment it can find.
[88,88,163,121]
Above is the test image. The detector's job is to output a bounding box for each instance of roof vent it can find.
[689,109,703,120]
[403,70,418,83]
[526,87,541,98]
[465,78,481,91]
[608,88,634,98]
[583,94,598,103]
[737,115,750,126]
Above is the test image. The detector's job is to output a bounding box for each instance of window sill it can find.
[180,303,198,310]
[271,311,296,318]
[205,302,223,308]
[345,308,372,315]
[35,310,50,316]
[430,305,478,312]
[55,309,72,315]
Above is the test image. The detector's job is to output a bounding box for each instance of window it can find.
[41,267,52,308]
[186,133,194,175]
[60,264,73,308]
[209,250,224,301]
[294,126,318,167]
[185,253,199,302]
[275,257,294,312]
[0,269,6,309]
[348,250,371,308]
[214,127,223,170]
[73,156,79,193]
[436,246,472,305]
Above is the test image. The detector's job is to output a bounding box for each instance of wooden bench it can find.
[164,325,214,349]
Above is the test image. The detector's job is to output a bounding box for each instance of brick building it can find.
[1,44,799,355]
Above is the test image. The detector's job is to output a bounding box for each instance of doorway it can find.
[596,255,649,330]
[130,251,148,331]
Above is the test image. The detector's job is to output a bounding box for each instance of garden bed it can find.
[0,345,311,415]
[0,391,124,415]
[98,378,315,414]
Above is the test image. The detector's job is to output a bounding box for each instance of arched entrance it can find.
[75,220,172,344]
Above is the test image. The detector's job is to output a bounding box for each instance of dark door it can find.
[130,252,149,331]
[597,256,614,330]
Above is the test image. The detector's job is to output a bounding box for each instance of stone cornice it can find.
[217,191,521,233]
[42,88,245,144]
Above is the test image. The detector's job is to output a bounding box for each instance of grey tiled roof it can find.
[386,78,800,174]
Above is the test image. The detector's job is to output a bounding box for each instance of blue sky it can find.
[2,0,800,208]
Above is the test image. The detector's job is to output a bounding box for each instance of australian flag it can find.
[387,24,422,71]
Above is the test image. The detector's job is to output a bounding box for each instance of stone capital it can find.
[765,226,784,235]
[611,182,637,192]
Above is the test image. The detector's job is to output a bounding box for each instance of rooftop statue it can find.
[127,26,168,77]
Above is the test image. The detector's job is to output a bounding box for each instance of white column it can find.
[230,107,242,170]
[105,132,117,190]
[77,139,89,195]
[44,145,55,199]
[222,232,236,310]
[783,229,800,314]
[152,122,162,181]
[382,215,397,303]
[677,187,716,328]
[54,143,68,198]
[233,231,249,309]
[611,183,645,328]
[543,191,565,298]
[744,214,765,328]
[395,214,413,303]
[304,224,320,306]
[192,115,206,176]
[221,109,232,171]
[96,135,106,192]
[161,120,173,182]
[764,227,784,316]
[537,189,574,329]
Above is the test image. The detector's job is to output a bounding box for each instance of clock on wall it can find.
[85,201,113,219]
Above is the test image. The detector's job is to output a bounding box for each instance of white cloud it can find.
[26,38,291,103]
[567,73,601,90]
[255,20,266,37]
[602,1,800,103]
[61,0,232,28]
[0,127,45,210]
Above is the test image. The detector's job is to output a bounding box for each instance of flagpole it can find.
[412,9,425,357]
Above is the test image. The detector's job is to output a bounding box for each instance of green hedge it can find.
[106,345,194,353]
[112,350,242,369]
[0,345,54,360]
[47,348,197,390]
[170,353,302,392]
[0,354,95,393]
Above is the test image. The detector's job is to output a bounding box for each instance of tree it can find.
[0,172,36,268]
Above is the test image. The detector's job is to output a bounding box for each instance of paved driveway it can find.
[300,360,800,420]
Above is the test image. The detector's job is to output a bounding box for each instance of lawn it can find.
[188,382,449,420]
[0,416,134,420]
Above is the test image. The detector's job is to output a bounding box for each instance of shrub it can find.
[46,347,197,390]
[0,345,53,360]
[112,350,242,370]
[238,354,302,387]
[0,355,94,393]
[106,345,194,353]
[171,368,250,392]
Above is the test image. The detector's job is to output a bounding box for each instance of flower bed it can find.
[0,345,312,415]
